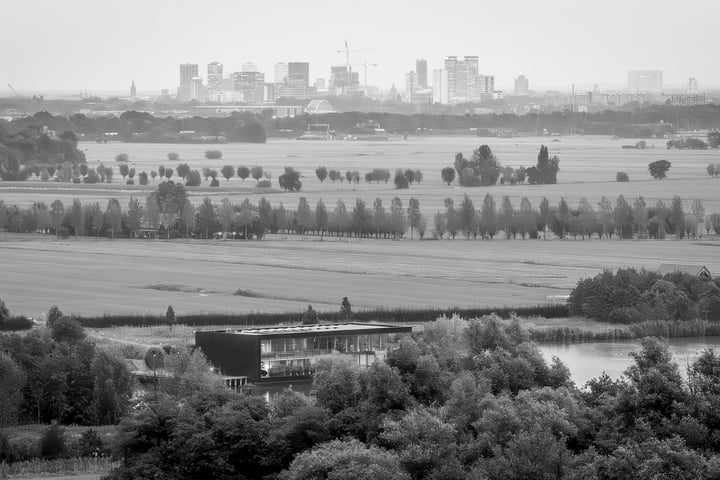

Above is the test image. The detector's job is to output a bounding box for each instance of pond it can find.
[539,336,720,386]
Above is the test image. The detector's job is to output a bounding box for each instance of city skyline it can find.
[2,0,719,96]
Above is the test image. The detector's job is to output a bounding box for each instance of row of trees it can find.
[435,193,718,240]
[2,188,719,241]
[100,314,720,479]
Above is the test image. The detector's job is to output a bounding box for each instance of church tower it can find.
[130,81,136,98]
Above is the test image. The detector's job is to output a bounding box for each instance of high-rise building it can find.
[207,62,224,96]
[471,74,495,101]
[628,70,663,92]
[416,58,428,88]
[130,80,136,98]
[456,56,478,102]
[404,71,416,102]
[514,74,529,95]
[178,63,199,101]
[330,66,359,95]
[232,71,265,103]
[191,76,206,102]
[443,56,457,100]
[288,62,310,87]
[688,77,698,93]
[274,63,288,84]
[432,69,449,104]
[443,56,479,102]
[242,62,258,73]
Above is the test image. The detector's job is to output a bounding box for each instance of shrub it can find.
[210,178,220,187]
[50,317,86,342]
[126,179,134,185]
[0,316,34,331]
[84,170,100,184]
[185,170,202,187]
[145,347,165,369]
[394,169,409,189]
[138,171,148,185]
[256,179,271,188]
[205,150,222,160]
[0,299,8,323]
[616,171,629,182]
[39,425,67,460]
[73,429,105,457]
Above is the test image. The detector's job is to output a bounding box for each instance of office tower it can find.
[443,56,457,100]
[315,78,326,90]
[514,74,529,95]
[178,63,199,101]
[432,69,449,104]
[288,62,310,87]
[443,56,478,102]
[191,76,205,102]
[274,63,289,84]
[330,66,359,94]
[232,71,265,103]
[688,77,698,93]
[473,74,495,100]
[130,80,136,98]
[416,58,428,88]
[207,62,224,96]
[456,56,478,101]
[404,71,416,102]
[628,70,663,92]
[242,62,258,73]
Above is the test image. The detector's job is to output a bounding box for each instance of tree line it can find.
[568,267,720,323]
[71,317,720,477]
[2,186,719,241]
[0,305,132,430]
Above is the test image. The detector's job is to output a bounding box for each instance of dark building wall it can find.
[195,332,259,379]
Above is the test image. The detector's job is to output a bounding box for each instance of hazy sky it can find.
[3,0,718,95]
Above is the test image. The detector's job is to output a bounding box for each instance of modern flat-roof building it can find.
[178,63,199,101]
[416,58,428,89]
[288,62,310,87]
[195,323,412,383]
[514,74,529,95]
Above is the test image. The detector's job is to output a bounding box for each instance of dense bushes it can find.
[0,324,133,426]
[71,304,569,329]
[568,267,720,323]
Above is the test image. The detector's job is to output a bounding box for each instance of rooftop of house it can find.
[658,263,712,277]
[197,322,412,337]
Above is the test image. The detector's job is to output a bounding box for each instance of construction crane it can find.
[352,62,378,90]
[336,39,372,73]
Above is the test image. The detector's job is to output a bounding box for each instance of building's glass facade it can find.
[260,333,391,378]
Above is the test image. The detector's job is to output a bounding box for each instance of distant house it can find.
[195,322,412,384]
[658,263,712,280]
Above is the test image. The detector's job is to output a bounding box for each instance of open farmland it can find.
[2,134,719,320]
[1,135,719,218]
[1,233,719,319]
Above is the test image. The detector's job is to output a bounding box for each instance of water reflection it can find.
[539,337,720,387]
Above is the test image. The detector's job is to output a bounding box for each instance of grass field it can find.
[2,232,718,319]
[1,135,719,219]
[1,134,719,321]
